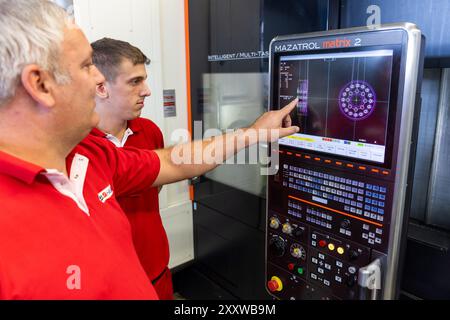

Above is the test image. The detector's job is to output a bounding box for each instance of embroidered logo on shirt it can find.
[98,185,114,203]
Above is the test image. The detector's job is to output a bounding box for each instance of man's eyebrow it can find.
[128,75,146,82]
[81,51,94,65]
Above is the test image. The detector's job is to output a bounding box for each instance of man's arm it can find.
[152,99,299,187]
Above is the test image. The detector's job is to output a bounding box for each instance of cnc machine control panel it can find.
[266,24,424,300]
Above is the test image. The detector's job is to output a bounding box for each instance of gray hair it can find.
[0,0,72,106]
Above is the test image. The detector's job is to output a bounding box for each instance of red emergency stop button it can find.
[267,280,279,292]
[319,240,327,248]
[288,263,295,271]
[267,276,283,292]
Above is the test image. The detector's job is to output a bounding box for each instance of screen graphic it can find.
[277,50,394,164]
[338,80,376,121]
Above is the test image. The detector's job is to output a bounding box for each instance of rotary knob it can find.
[341,219,351,229]
[282,223,293,235]
[269,217,281,229]
[269,236,286,257]
[290,243,306,260]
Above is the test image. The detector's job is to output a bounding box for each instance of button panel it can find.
[267,154,392,300]
[282,160,390,251]
[283,164,387,226]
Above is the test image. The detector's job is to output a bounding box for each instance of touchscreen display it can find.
[277,49,394,164]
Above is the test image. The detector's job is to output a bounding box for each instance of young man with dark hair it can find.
[91,38,172,299]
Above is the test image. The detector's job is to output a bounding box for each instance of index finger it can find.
[279,98,298,116]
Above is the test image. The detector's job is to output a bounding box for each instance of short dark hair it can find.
[91,38,150,82]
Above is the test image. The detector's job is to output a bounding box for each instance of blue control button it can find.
[379,194,386,201]
[366,184,373,190]
[378,208,384,215]
[366,191,373,197]
[380,187,387,193]
[373,185,380,192]
[372,193,379,199]
[380,202,385,208]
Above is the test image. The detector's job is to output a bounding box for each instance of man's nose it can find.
[141,82,151,97]
[93,65,106,85]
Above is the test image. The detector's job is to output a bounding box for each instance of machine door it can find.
[185,0,330,299]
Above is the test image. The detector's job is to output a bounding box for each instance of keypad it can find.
[284,164,386,223]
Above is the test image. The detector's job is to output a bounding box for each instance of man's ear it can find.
[96,82,109,99]
[20,64,56,108]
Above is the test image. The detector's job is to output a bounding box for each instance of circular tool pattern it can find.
[338,80,376,121]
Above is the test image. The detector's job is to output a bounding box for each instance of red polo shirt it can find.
[0,130,160,300]
[91,118,169,284]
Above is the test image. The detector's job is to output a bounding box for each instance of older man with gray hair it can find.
[0,0,298,299]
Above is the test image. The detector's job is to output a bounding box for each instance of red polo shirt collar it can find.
[90,121,143,139]
[127,119,143,133]
[0,150,45,185]
[90,127,107,138]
